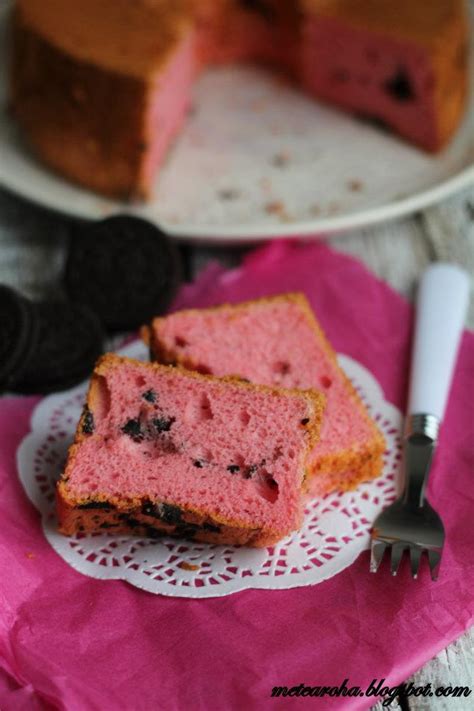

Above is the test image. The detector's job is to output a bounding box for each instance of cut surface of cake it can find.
[301,0,469,152]
[145,293,385,497]
[57,354,324,546]
[10,0,469,199]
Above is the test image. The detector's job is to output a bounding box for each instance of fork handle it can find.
[407,263,470,425]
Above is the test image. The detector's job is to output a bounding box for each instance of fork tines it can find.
[370,540,442,581]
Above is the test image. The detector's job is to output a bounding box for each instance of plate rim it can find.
[1,159,473,242]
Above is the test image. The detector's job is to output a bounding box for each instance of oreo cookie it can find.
[13,301,104,394]
[63,216,182,331]
[0,286,37,391]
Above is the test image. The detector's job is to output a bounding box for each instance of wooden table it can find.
[0,184,473,710]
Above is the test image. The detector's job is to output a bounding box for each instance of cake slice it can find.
[57,354,324,546]
[145,294,385,497]
[301,0,469,152]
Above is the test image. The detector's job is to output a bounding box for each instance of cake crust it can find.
[301,0,467,45]
[15,0,191,78]
[10,4,194,199]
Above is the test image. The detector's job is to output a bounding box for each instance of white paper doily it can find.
[17,341,403,598]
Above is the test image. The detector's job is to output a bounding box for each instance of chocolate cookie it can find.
[63,216,182,331]
[13,301,104,394]
[0,286,37,391]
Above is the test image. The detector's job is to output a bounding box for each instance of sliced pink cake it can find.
[145,294,385,497]
[57,354,324,546]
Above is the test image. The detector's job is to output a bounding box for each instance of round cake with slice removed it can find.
[10,0,469,200]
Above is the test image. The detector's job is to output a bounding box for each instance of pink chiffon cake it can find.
[57,354,324,546]
[11,0,468,198]
[145,294,385,497]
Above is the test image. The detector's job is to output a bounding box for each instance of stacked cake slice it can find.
[145,293,385,496]
[57,354,324,546]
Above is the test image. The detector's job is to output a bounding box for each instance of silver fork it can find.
[370,263,470,580]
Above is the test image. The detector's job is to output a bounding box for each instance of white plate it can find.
[1,3,473,243]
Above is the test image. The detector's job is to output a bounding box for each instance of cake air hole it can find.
[273,361,291,375]
[135,375,146,387]
[255,471,279,504]
[273,446,284,460]
[184,393,214,423]
[91,375,111,422]
[195,363,212,375]
[199,393,213,420]
[320,375,332,389]
[384,66,415,102]
[240,410,251,426]
[174,336,188,347]
[231,454,245,467]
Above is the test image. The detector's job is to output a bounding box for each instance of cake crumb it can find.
[178,561,200,572]
[272,151,291,168]
[25,552,35,559]
[347,179,364,192]
[218,188,241,201]
[265,201,291,222]
[265,200,284,215]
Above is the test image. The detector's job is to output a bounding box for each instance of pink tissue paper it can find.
[0,240,473,710]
